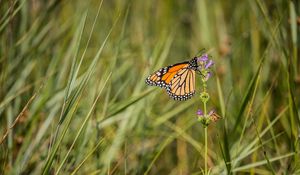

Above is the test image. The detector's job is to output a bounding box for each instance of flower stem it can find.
[201,69,208,174]
[205,126,208,175]
[203,97,208,175]
[203,101,207,118]
[197,54,214,174]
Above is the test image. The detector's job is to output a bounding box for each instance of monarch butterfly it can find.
[145,57,199,101]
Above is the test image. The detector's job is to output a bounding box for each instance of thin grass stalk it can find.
[48,13,88,158]
[55,73,111,174]
[42,99,81,175]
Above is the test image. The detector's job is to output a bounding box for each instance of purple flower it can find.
[197,109,204,116]
[197,54,208,62]
[197,54,214,70]
[196,54,214,81]
[205,59,214,69]
[204,72,212,81]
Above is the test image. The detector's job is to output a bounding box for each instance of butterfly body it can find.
[146,57,199,101]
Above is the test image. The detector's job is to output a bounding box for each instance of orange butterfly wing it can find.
[146,57,198,101]
[145,63,189,88]
[167,68,196,100]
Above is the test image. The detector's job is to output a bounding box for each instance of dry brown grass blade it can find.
[0,84,43,145]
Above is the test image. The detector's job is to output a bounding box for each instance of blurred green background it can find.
[0,0,299,174]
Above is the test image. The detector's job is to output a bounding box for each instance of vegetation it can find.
[0,0,299,174]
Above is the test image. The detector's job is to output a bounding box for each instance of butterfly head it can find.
[188,57,199,70]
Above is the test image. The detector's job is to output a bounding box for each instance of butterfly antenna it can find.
[195,48,216,57]
[195,48,207,57]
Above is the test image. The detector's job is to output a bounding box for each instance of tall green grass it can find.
[0,0,299,174]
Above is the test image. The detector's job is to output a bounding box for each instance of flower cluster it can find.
[197,109,221,127]
[196,54,220,127]
[197,54,214,82]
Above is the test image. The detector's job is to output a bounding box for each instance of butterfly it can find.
[145,57,199,101]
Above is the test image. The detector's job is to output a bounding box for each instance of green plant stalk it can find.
[203,97,208,175]
[202,74,208,175]
[205,126,208,175]
[203,98,207,116]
